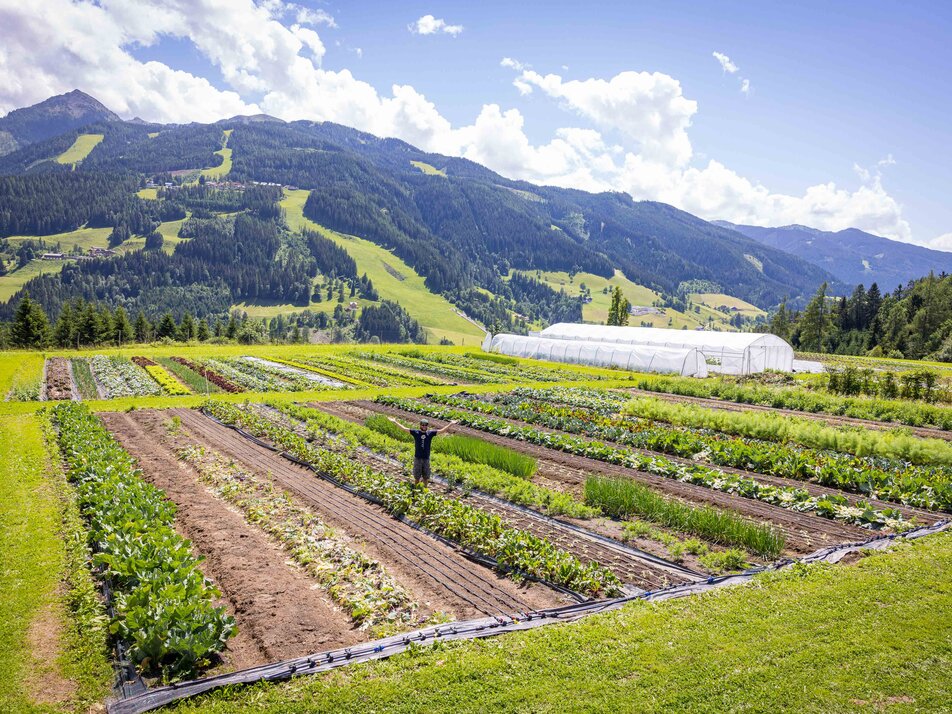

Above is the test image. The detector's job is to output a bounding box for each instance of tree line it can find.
[769,273,952,361]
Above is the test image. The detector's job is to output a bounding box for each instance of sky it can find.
[1,0,950,250]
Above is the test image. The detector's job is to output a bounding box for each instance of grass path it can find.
[0,414,110,713]
[55,134,103,166]
[174,531,951,713]
[279,189,484,345]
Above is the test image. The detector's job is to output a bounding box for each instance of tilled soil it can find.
[173,408,566,618]
[101,410,364,671]
[353,400,876,553]
[310,402,700,588]
[618,387,952,442]
[45,358,74,401]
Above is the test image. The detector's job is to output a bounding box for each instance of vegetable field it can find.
[0,344,948,713]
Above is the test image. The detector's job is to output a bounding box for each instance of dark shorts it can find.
[412,457,431,482]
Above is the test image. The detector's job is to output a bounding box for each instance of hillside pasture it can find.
[280,189,485,345]
[54,133,104,166]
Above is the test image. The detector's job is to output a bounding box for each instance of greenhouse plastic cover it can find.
[538,323,794,375]
[485,334,709,377]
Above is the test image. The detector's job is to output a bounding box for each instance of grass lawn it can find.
[54,134,103,165]
[199,129,233,180]
[171,531,951,713]
[137,187,158,199]
[280,189,485,345]
[120,215,189,255]
[0,414,111,713]
[691,292,766,317]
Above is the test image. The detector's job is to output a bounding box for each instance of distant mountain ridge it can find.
[0,90,120,156]
[0,90,838,313]
[716,221,952,291]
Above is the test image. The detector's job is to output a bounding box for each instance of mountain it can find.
[716,221,952,291]
[0,91,837,328]
[0,90,120,156]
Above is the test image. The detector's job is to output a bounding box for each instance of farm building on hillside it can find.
[482,334,709,378]
[537,323,794,375]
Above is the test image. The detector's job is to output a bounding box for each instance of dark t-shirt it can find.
[410,429,438,459]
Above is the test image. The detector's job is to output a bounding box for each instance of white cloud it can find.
[712,51,738,74]
[510,68,697,165]
[927,233,952,252]
[740,78,751,95]
[0,2,931,245]
[410,14,463,36]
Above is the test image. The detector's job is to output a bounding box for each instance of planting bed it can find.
[287,403,697,589]
[44,357,75,401]
[101,410,364,670]
[167,408,566,617]
[356,400,874,553]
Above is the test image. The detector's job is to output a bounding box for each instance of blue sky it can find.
[3,0,950,248]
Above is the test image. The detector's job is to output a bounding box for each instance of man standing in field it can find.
[387,416,457,486]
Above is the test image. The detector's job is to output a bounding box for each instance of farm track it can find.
[100,410,364,671]
[619,387,952,442]
[299,403,695,590]
[351,400,874,553]
[173,408,563,618]
[407,397,944,527]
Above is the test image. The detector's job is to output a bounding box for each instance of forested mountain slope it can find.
[0,91,837,335]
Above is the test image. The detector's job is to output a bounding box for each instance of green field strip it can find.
[280,189,485,345]
[55,133,104,165]
[200,129,233,180]
[410,160,446,176]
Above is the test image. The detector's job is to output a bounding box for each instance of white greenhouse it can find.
[537,324,794,375]
[483,334,709,377]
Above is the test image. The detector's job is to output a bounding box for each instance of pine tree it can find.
[196,319,211,341]
[10,293,50,348]
[769,298,790,340]
[798,282,828,352]
[112,306,134,346]
[607,286,630,326]
[156,312,177,339]
[134,311,152,343]
[53,302,76,347]
[178,312,196,341]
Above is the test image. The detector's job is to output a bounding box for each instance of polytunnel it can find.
[537,323,794,375]
[483,334,709,377]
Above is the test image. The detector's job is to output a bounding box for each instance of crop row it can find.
[353,351,499,384]
[315,353,446,387]
[471,389,952,512]
[365,414,538,478]
[51,403,234,678]
[89,355,162,397]
[272,404,781,557]
[633,374,952,430]
[158,357,224,394]
[244,356,350,389]
[177,443,421,633]
[518,386,952,467]
[201,358,292,392]
[395,350,619,384]
[203,400,622,596]
[132,357,191,396]
[378,396,913,531]
[270,402,590,518]
[171,357,241,392]
[265,356,372,388]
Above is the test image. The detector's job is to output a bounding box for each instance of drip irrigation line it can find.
[107,519,949,714]
[200,409,589,603]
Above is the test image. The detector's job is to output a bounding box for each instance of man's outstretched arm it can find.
[436,420,458,434]
[387,416,413,432]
